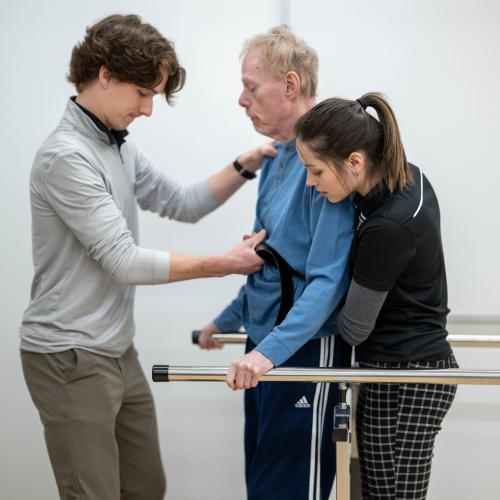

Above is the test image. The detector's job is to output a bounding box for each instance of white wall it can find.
[1,1,499,499]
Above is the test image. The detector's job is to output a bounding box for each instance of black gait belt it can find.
[255,242,305,326]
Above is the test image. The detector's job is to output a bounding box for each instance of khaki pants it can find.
[21,345,166,500]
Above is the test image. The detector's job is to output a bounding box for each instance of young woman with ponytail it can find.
[295,93,457,500]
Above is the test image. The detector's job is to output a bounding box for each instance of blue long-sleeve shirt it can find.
[213,140,354,366]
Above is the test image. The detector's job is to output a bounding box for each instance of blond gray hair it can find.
[241,25,318,98]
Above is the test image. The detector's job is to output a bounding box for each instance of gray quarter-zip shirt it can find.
[20,98,220,356]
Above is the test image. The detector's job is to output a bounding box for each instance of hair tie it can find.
[356,98,367,110]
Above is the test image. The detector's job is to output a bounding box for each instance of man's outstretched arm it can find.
[168,230,266,282]
[135,143,277,222]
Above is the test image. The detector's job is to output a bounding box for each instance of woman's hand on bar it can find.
[226,350,274,390]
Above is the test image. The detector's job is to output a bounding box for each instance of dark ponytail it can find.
[295,92,411,192]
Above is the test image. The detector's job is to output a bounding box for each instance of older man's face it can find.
[238,48,291,139]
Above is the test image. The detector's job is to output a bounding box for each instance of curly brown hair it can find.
[67,14,186,104]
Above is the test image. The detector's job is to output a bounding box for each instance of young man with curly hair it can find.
[20,14,272,500]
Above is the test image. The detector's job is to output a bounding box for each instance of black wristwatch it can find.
[233,159,257,180]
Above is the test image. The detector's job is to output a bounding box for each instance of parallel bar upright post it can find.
[334,382,351,500]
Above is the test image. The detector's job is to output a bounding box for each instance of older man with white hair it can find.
[199,25,354,500]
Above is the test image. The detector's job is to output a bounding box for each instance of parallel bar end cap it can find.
[192,330,201,344]
[152,365,170,382]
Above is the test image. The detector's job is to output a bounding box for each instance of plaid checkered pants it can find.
[356,356,458,500]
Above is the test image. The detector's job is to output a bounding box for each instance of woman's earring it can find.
[353,170,359,177]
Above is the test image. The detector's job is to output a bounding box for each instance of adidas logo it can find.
[294,396,311,408]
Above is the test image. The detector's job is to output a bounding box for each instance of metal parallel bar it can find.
[203,333,247,343]
[152,366,500,385]
[168,329,500,500]
[192,332,247,344]
[448,334,500,347]
[154,361,500,500]
[192,332,500,347]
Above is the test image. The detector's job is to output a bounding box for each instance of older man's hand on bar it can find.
[226,350,274,390]
[198,323,224,350]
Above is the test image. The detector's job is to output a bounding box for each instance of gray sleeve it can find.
[43,151,170,285]
[134,150,220,223]
[337,279,388,346]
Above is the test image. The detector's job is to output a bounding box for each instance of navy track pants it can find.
[245,335,351,500]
